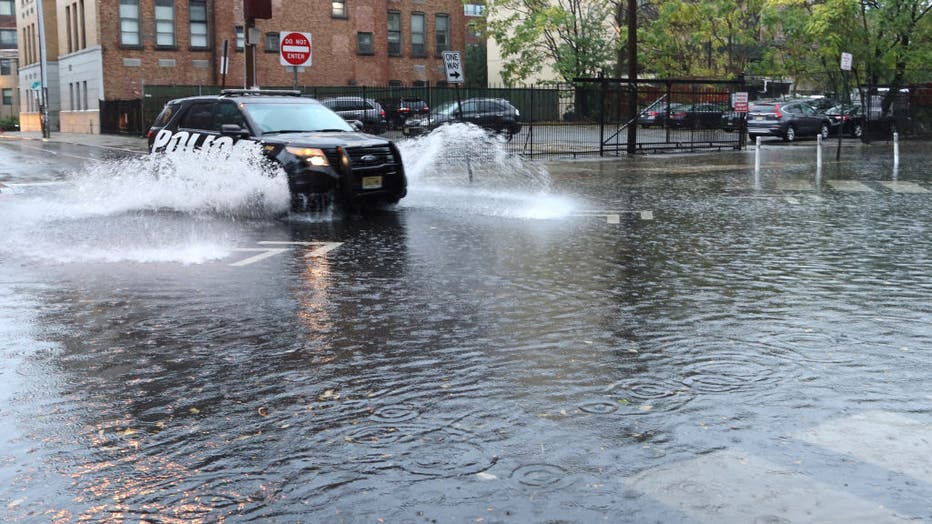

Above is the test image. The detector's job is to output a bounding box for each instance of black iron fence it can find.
[101,79,930,157]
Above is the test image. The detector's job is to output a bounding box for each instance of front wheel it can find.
[783,126,796,142]
[820,123,830,139]
[852,124,863,138]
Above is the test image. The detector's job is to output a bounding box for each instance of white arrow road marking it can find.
[796,411,932,484]
[626,449,911,524]
[230,242,344,266]
[229,248,289,267]
[573,210,653,223]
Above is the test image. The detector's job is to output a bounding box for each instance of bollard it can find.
[754,136,761,175]
[893,132,900,169]
[817,134,823,171]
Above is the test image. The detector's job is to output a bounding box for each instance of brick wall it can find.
[99,0,466,100]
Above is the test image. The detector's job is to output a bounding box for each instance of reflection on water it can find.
[1,147,931,521]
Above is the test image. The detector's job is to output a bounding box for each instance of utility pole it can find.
[36,0,50,137]
[626,0,637,154]
[243,0,273,89]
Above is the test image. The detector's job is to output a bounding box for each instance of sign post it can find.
[838,52,852,159]
[442,51,472,181]
[280,31,312,90]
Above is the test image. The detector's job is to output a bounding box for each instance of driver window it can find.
[215,102,246,130]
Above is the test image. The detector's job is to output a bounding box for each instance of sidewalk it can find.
[0,131,149,154]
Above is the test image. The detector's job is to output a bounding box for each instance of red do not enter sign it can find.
[280,31,312,67]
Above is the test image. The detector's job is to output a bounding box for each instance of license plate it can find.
[403,127,411,135]
[755,116,764,120]
[362,176,382,190]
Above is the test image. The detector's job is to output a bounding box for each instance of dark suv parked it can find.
[147,90,406,212]
[402,98,522,138]
[319,96,388,135]
[381,97,430,129]
[747,100,831,142]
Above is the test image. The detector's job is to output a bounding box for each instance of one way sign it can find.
[442,51,464,84]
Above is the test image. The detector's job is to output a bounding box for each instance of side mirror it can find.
[221,124,250,137]
[347,120,364,132]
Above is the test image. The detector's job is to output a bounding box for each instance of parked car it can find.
[319,96,388,135]
[720,110,745,132]
[403,98,522,138]
[670,103,727,129]
[823,104,865,138]
[638,102,689,128]
[380,97,430,129]
[146,90,406,212]
[746,100,831,142]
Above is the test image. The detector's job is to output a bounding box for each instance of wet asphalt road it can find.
[1,135,931,522]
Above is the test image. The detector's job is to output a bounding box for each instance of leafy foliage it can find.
[486,0,931,97]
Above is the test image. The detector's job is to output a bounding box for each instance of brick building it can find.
[15,0,466,133]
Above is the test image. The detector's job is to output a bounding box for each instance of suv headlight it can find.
[285,147,330,166]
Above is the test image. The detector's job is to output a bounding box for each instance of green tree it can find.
[486,0,617,84]
[639,0,767,78]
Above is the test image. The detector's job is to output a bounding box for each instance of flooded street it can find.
[1,132,930,522]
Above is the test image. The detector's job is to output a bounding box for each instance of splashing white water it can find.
[0,142,290,265]
[397,123,576,219]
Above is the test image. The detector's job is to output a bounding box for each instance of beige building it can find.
[15,0,58,132]
[1,0,21,122]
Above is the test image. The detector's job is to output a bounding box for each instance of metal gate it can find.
[573,75,747,154]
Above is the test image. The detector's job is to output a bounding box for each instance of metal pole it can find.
[893,132,899,169]
[754,136,761,176]
[245,17,257,88]
[816,133,823,180]
[36,0,50,137]
[626,0,637,154]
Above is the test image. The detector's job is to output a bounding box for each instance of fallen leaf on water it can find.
[617,399,630,405]
[189,407,201,415]
[639,404,654,412]
[257,407,268,417]
[476,472,497,480]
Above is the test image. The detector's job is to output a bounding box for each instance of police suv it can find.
[147,90,407,211]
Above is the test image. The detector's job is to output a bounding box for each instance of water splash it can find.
[397,123,576,219]
[0,142,290,265]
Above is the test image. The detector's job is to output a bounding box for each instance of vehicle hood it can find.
[261,131,389,148]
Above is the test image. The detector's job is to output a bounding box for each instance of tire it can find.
[820,123,830,139]
[783,125,796,142]
[852,124,863,138]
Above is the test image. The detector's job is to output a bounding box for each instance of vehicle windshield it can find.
[242,102,353,134]
[433,100,460,116]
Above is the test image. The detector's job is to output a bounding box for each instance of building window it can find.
[69,83,74,110]
[331,0,346,18]
[464,4,484,16]
[357,32,373,55]
[0,28,16,49]
[264,31,279,52]
[0,0,13,16]
[155,0,175,47]
[83,80,88,110]
[435,14,449,54]
[235,25,244,50]
[119,0,140,46]
[0,58,11,75]
[411,13,425,57]
[189,0,208,49]
[65,5,72,53]
[75,82,81,110]
[79,0,86,49]
[387,11,401,56]
[2,88,13,106]
[71,2,78,51]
